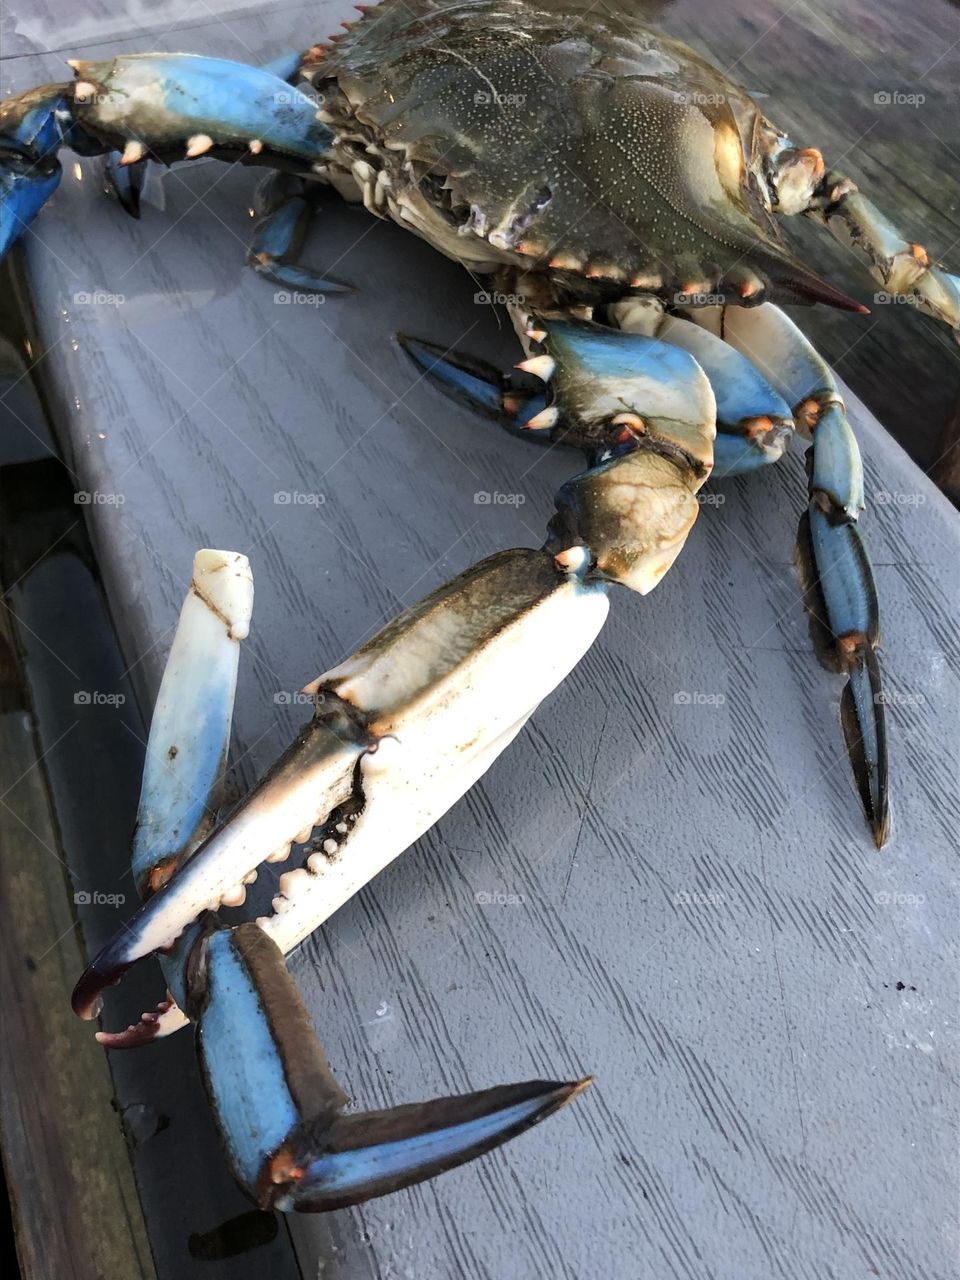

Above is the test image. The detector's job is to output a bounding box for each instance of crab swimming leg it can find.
[95,547,593,1211]
[685,302,888,845]
[769,141,960,333]
[0,54,334,257]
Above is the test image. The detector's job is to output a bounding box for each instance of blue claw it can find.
[191,920,589,1212]
[398,334,550,435]
[249,196,351,293]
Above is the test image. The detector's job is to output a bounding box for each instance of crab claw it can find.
[73,547,610,1015]
[398,334,551,437]
[189,920,589,1212]
[0,87,69,256]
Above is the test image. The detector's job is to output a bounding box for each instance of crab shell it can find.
[305,0,858,312]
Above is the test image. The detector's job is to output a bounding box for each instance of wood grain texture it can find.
[0,612,155,1280]
[2,2,958,1277]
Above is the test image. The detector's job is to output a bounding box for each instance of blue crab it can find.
[2,0,957,1217]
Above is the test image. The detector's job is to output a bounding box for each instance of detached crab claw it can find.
[77,548,599,1209]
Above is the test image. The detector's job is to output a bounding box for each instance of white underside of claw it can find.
[259,553,609,953]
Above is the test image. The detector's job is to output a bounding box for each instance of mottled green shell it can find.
[308,0,848,306]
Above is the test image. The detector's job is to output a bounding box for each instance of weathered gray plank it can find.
[0,610,155,1280]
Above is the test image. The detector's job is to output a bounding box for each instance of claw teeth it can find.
[185,133,215,158]
[266,842,292,863]
[242,869,258,885]
[248,138,263,155]
[523,406,559,430]
[516,355,556,381]
[278,868,310,899]
[322,838,338,855]
[221,883,246,907]
[119,139,146,166]
[525,327,548,343]
[335,821,348,834]
[294,823,315,844]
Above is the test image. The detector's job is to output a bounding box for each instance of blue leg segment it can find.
[192,920,587,1212]
[249,191,352,294]
[100,50,307,223]
[710,303,888,845]
[657,312,794,480]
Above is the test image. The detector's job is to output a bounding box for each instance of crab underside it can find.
[1,0,956,1215]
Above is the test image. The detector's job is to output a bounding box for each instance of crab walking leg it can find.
[691,302,888,845]
[188,918,590,1212]
[769,143,960,332]
[248,185,352,294]
[96,550,591,1210]
[0,54,334,257]
[73,548,610,1014]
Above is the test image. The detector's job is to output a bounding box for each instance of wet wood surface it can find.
[1,2,958,1278]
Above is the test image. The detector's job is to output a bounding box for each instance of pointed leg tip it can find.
[871,810,890,850]
[561,1075,594,1106]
